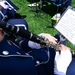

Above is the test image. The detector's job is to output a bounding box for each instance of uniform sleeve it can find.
[28,40,41,49]
[28,33,44,49]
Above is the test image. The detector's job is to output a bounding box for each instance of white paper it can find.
[54,7,75,45]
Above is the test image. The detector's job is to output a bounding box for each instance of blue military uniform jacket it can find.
[0,36,38,75]
[49,0,72,13]
[0,36,55,75]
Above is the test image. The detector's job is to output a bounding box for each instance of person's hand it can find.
[28,33,58,49]
[39,33,58,45]
[59,44,70,51]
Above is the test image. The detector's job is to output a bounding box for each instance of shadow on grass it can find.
[27,0,58,17]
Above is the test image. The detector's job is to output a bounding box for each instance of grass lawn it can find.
[11,0,75,50]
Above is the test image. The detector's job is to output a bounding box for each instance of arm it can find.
[28,33,57,49]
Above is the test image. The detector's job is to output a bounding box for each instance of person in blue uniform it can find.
[6,19,56,75]
[0,18,57,75]
[6,19,74,75]
[0,25,72,75]
[48,0,72,13]
[0,21,60,75]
